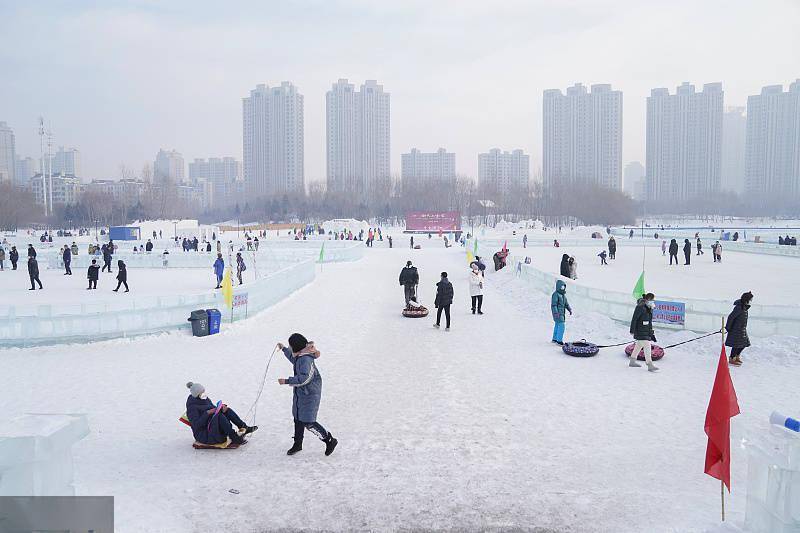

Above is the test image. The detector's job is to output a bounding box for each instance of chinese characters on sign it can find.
[405,211,461,232]
[653,300,685,326]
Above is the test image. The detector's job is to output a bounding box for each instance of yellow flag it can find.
[221,267,234,309]
[466,250,475,265]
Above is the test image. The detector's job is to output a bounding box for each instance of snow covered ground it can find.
[1,242,798,531]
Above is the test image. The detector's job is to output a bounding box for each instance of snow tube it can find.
[625,343,665,361]
[562,340,599,357]
[402,305,429,318]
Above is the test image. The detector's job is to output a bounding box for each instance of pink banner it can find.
[405,211,461,232]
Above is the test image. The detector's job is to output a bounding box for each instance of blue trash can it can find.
[207,309,221,335]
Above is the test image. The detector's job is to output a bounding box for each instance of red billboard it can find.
[405,211,461,232]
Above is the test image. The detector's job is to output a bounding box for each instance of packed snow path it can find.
[2,244,797,532]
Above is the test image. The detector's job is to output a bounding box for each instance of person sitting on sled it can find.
[185,382,258,447]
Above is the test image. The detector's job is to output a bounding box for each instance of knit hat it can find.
[741,291,754,304]
[186,382,205,398]
[406,261,412,267]
[288,333,308,353]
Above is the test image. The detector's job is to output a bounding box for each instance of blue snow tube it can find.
[562,340,599,357]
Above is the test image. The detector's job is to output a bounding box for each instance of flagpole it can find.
[721,314,726,522]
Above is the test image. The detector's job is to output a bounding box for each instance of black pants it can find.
[11,260,17,270]
[29,275,42,289]
[102,259,112,272]
[471,295,483,313]
[436,305,451,327]
[214,408,247,443]
[88,280,97,289]
[669,253,678,265]
[294,419,329,441]
[600,257,607,265]
[609,251,615,259]
[684,252,690,265]
[729,346,745,359]
[115,280,129,291]
[64,261,72,275]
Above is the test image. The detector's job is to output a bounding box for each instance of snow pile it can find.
[322,218,370,234]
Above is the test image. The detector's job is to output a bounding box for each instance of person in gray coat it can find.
[629,292,659,372]
[278,333,338,457]
[725,291,752,367]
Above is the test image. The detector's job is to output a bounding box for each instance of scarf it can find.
[295,343,321,359]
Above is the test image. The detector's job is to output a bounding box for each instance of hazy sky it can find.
[1,0,798,182]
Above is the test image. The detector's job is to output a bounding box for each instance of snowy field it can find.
[521,242,796,304]
[2,242,798,532]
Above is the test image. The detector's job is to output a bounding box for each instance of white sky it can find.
[1,0,798,182]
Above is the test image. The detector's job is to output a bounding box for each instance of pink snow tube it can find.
[625,343,665,361]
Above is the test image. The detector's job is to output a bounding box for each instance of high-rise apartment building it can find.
[15,156,39,185]
[51,146,81,178]
[744,80,800,200]
[154,149,185,184]
[478,149,530,193]
[243,82,304,197]
[326,79,390,197]
[189,156,242,207]
[401,148,455,189]
[0,121,15,184]
[543,83,622,190]
[721,107,747,194]
[646,82,723,202]
[623,161,645,200]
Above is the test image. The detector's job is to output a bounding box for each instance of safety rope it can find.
[595,329,722,350]
[244,345,279,424]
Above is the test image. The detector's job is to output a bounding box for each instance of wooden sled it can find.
[192,438,245,450]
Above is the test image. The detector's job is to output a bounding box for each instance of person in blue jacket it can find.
[184,382,257,446]
[277,333,338,457]
[551,279,572,345]
[213,253,224,289]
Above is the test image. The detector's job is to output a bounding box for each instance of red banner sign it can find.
[405,211,461,232]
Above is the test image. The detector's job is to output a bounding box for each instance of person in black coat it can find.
[10,246,19,270]
[726,291,752,366]
[101,244,113,273]
[87,259,100,289]
[399,261,420,305]
[629,292,658,372]
[145,239,154,252]
[608,237,617,260]
[27,244,36,259]
[113,260,128,292]
[185,382,256,447]
[27,256,43,290]
[559,253,571,277]
[683,239,691,265]
[433,272,454,330]
[62,246,72,275]
[668,239,679,265]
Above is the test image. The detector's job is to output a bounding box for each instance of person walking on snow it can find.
[236,252,246,285]
[113,260,128,292]
[399,261,419,305]
[559,253,571,277]
[433,272,453,330]
[27,256,43,290]
[185,382,256,448]
[62,245,72,275]
[551,279,572,345]
[696,237,703,255]
[523,234,528,248]
[629,292,659,372]
[213,253,224,289]
[661,240,667,256]
[683,239,692,265]
[712,241,722,263]
[608,236,617,259]
[10,246,18,270]
[725,291,752,367]
[87,259,100,290]
[277,334,337,457]
[469,263,484,314]
[668,239,679,265]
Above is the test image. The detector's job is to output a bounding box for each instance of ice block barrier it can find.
[745,424,800,533]
[0,414,89,496]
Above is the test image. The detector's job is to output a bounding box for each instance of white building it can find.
[646,82,723,202]
[0,121,15,184]
[478,149,530,194]
[29,174,81,206]
[326,79,390,197]
[243,82,304,197]
[745,80,800,200]
[401,148,455,189]
[721,107,747,195]
[50,146,81,178]
[189,157,241,207]
[623,161,645,200]
[154,149,185,184]
[542,83,622,190]
[15,156,39,185]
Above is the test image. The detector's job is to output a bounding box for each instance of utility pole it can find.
[38,117,47,217]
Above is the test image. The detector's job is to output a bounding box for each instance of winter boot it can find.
[647,363,659,372]
[730,357,742,367]
[244,425,259,435]
[628,358,642,367]
[433,323,440,329]
[287,438,303,455]
[230,433,247,446]
[324,434,338,456]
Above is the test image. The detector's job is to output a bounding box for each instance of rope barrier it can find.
[595,329,722,350]
[244,345,279,424]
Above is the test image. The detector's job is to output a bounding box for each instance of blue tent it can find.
[109,226,141,241]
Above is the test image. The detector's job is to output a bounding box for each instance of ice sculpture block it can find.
[0,414,89,496]
[745,424,800,533]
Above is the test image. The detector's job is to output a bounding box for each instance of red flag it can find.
[704,345,740,491]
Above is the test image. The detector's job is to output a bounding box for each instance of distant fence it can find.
[0,260,316,348]
[468,239,797,337]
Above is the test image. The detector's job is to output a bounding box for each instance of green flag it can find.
[319,242,325,263]
[632,271,645,300]
[473,238,478,256]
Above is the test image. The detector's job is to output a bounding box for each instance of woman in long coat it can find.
[725,291,753,366]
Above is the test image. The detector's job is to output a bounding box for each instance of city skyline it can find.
[1,1,797,182]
